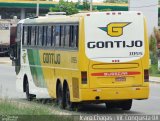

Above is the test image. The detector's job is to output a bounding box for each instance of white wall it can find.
[129,0,158,38]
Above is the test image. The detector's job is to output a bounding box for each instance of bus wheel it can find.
[25,80,35,101]
[120,100,132,110]
[56,84,64,109]
[105,102,115,109]
[64,85,76,111]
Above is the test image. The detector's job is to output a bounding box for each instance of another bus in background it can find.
[0,20,10,56]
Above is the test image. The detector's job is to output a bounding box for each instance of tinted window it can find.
[22,24,79,49]
[38,26,43,46]
[52,26,56,46]
[47,26,52,46]
[27,26,31,45]
[74,25,79,48]
[55,25,60,47]
[36,26,39,45]
[31,26,36,46]
[23,26,28,45]
[60,26,65,47]
[70,25,74,47]
[64,26,70,48]
[16,24,21,42]
[44,26,48,46]
[70,25,78,48]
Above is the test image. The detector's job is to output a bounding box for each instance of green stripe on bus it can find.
[27,49,46,88]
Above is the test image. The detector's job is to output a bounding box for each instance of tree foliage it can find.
[49,0,79,15]
[82,0,90,10]
[150,35,157,65]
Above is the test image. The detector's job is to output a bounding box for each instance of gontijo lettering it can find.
[87,40,143,49]
[43,53,60,64]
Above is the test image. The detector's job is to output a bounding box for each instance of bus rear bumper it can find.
[78,86,149,102]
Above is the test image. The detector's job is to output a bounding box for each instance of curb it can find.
[149,80,160,83]
[0,61,12,65]
[149,77,160,83]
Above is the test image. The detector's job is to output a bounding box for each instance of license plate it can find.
[115,77,126,82]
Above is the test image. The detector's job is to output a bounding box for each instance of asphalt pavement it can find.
[0,63,25,98]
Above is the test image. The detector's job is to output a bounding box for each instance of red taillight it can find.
[81,71,87,84]
[118,12,121,15]
[86,14,90,16]
[106,13,110,15]
[144,69,149,82]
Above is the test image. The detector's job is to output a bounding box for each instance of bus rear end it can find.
[80,12,149,110]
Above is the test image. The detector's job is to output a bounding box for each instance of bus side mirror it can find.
[10,54,17,61]
[9,43,17,61]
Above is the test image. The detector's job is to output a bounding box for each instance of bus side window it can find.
[47,26,52,47]
[52,26,55,47]
[44,26,48,46]
[35,26,37,45]
[36,26,39,46]
[31,26,35,46]
[42,26,45,46]
[75,25,79,48]
[39,26,43,47]
[27,26,31,46]
[55,25,60,47]
[22,26,24,45]
[69,25,74,47]
[64,25,70,48]
[70,25,78,49]
[16,24,21,42]
[60,25,65,47]
[23,26,28,46]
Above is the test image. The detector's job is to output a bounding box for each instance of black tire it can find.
[121,100,132,110]
[56,84,64,109]
[25,80,35,101]
[64,85,76,111]
[105,102,116,109]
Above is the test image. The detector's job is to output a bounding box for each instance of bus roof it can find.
[22,14,80,25]
[21,11,143,25]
